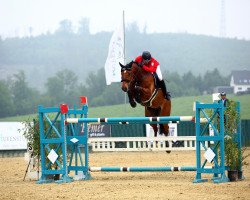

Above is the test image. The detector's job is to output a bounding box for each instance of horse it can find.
[120,61,171,137]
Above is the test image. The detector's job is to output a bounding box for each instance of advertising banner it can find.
[0,122,27,150]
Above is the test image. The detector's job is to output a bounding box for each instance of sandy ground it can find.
[0,150,250,200]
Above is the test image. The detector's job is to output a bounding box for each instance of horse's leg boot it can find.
[129,100,137,108]
[127,92,137,108]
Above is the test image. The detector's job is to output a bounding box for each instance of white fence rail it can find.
[89,136,209,152]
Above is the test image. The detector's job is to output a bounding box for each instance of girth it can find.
[141,88,159,107]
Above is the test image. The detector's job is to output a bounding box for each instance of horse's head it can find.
[120,61,135,92]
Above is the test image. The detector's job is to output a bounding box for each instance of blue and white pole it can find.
[66,116,207,124]
[89,166,197,172]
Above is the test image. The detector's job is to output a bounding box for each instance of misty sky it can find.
[0,0,250,39]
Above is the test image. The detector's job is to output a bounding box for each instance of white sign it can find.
[146,123,177,137]
[204,147,216,163]
[212,93,220,102]
[169,123,177,137]
[0,122,27,150]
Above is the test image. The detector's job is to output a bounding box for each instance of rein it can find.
[132,63,159,107]
[121,62,158,107]
[121,63,140,88]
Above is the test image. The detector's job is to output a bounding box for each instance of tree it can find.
[0,80,14,117]
[203,68,228,94]
[85,68,106,102]
[91,83,124,106]
[127,21,140,34]
[77,18,90,35]
[163,71,183,97]
[181,71,200,96]
[55,19,73,35]
[11,70,39,115]
[45,69,79,106]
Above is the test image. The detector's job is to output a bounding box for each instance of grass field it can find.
[1,94,250,122]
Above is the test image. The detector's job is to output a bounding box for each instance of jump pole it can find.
[66,116,207,124]
[89,166,198,172]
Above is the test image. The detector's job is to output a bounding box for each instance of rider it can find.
[217,91,229,125]
[135,51,171,100]
[218,92,229,107]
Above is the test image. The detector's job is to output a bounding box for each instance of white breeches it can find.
[156,65,163,80]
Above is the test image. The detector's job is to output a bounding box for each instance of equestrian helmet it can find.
[220,91,226,96]
[142,51,151,61]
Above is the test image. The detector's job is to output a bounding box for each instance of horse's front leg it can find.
[134,85,142,103]
[127,91,136,108]
[134,85,149,103]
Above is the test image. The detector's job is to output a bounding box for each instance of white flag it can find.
[104,18,124,85]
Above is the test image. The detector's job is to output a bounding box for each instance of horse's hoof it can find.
[165,141,171,153]
[130,101,137,108]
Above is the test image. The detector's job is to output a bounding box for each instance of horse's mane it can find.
[124,60,137,69]
[120,60,140,69]
[125,61,153,79]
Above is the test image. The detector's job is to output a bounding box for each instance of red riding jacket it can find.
[135,55,159,73]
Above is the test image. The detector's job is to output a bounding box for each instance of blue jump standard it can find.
[89,166,197,172]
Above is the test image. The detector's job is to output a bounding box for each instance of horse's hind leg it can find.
[159,100,171,136]
[145,107,158,137]
[159,100,172,153]
[160,124,169,136]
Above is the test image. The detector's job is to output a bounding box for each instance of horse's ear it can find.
[127,60,134,68]
[119,62,124,68]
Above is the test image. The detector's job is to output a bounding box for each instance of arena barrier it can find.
[36,100,241,184]
[89,136,200,151]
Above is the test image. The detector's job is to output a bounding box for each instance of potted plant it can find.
[22,117,40,158]
[22,117,41,180]
[22,116,61,180]
[224,135,239,181]
[236,147,250,180]
[202,99,245,182]
[223,100,241,181]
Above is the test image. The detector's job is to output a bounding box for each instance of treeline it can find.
[1,18,250,91]
[0,68,229,118]
[1,18,247,118]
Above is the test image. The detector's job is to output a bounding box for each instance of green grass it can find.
[1,94,250,122]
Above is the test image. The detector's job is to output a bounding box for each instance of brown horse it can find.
[120,61,171,137]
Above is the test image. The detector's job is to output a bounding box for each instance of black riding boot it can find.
[159,80,171,100]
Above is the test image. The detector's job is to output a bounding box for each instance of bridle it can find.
[121,63,142,91]
[121,62,158,107]
[121,68,132,83]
